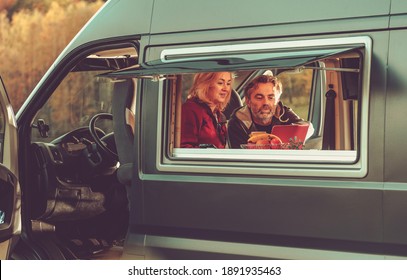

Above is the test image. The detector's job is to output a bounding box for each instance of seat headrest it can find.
[112,79,135,165]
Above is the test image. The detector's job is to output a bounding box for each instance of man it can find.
[227,74,313,148]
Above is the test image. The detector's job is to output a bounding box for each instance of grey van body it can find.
[1,0,407,259]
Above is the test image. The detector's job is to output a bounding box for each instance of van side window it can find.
[109,37,370,178]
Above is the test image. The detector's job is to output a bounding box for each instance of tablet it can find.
[271,123,309,144]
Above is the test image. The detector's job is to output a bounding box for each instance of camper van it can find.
[1,0,407,259]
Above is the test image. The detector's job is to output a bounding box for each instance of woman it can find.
[181,72,233,148]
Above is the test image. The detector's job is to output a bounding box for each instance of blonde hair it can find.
[187,72,233,111]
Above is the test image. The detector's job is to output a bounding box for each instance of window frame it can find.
[153,36,372,178]
[30,43,139,143]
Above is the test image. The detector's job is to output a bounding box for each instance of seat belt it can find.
[322,84,336,150]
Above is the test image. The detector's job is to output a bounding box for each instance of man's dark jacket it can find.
[227,102,304,148]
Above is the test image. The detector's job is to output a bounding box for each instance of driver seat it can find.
[112,79,135,185]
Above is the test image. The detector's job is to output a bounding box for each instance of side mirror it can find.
[33,119,49,138]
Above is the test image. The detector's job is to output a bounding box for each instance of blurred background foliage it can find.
[0,0,106,111]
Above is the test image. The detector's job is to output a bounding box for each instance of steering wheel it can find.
[89,113,118,161]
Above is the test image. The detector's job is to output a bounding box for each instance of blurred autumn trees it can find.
[0,0,17,12]
[0,0,104,111]
[6,0,103,16]
[278,69,313,119]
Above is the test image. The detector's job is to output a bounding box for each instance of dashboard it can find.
[29,126,118,221]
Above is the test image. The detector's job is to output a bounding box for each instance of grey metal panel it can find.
[389,14,407,28]
[391,0,407,13]
[383,183,407,244]
[382,29,407,244]
[126,233,391,259]
[149,17,389,48]
[385,29,407,183]
[151,0,390,34]
[140,81,162,174]
[366,31,389,183]
[142,179,383,242]
[390,0,407,28]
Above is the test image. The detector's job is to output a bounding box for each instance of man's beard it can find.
[252,107,273,125]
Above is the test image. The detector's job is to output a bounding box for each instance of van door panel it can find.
[127,31,399,255]
[142,180,383,243]
[132,79,384,254]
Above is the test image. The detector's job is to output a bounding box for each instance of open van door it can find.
[0,77,21,259]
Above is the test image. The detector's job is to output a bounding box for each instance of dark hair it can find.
[244,74,282,100]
